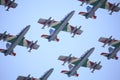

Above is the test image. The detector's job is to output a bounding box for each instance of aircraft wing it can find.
[0,34,39,50]
[98,37,120,47]
[38,18,59,27]
[98,37,110,43]
[58,55,77,62]
[87,61,102,70]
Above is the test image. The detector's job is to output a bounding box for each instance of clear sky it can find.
[0,0,120,80]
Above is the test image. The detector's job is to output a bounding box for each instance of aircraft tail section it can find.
[61,70,79,77]
[0,49,16,56]
[41,34,59,42]
[79,12,96,19]
[101,52,118,60]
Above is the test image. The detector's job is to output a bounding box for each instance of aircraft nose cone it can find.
[91,47,95,50]
[50,68,54,71]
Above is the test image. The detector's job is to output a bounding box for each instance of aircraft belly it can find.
[7,37,17,44]
[62,23,69,31]
[7,37,24,46]
[81,59,89,67]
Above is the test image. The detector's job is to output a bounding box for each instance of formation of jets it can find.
[0,0,120,80]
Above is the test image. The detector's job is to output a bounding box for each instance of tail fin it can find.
[61,70,79,77]
[79,12,96,19]
[101,52,118,60]
[108,47,114,53]
[41,34,59,42]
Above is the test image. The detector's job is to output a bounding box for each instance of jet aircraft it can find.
[99,36,120,60]
[0,25,39,56]
[58,53,102,74]
[60,47,102,77]
[78,0,120,19]
[16,68,54,80]
[38,10,83,42]
[0,0,18,11]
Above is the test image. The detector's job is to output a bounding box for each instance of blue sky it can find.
[0,0,120,80]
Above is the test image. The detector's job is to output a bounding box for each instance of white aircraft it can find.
[0,25,39,56]
[60,47,101,77]
[38,10,83,42]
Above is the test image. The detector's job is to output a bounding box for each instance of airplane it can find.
[98,36,114,47]
[78,0,120,17]
[58,53,102,74]
[79,0,107,19]
[0,25,39,56]
[99,36,120,60]
[38,11,83,41]
[0,0,18,11]
[60,47,101,77]
[16,68,54,80]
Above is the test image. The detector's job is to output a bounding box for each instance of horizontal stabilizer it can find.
[41,34,50,39]
[61,70,69,74]
[0,49,16,56]
[79,12,96,19]
[41,34,59,42]
[61,70,79,77]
